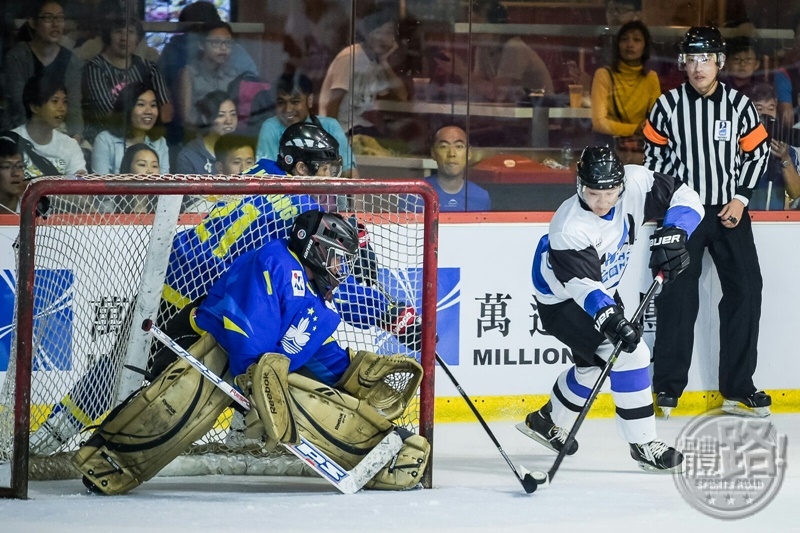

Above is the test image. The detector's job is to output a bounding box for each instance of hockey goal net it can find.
[0,174,438,498]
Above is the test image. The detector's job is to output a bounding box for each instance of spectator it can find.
[120,142,160,175]
[176,21,250,131]
[175,91,237,174]
[591,21,660,165]
[748,83,800,210]
[605,0,643,26]
[643,27,771,418]
[405,125,490,212]
[257,73,358,178]
[214,133,255,175]
[13,75,86,178]
[81,13,173,143]
[720,37,763,99]
[92,81,169,175]
[318,7,409,136]
[469,0,553,102]
[0,132,26,214]
[72,0,160,63]
[1,0,84,137]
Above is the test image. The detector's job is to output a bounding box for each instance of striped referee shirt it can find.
[643,81,769,206]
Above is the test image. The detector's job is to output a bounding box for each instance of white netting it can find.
[0,174,432,484]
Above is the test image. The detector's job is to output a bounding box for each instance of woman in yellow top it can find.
[591,21,661,165]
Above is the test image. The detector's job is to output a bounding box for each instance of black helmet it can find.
[277,122,342,176]
[678,26,726,69]
[290,210,359,295]
[576,146,625,198]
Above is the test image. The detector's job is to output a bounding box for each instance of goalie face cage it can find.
[0,175,439,499]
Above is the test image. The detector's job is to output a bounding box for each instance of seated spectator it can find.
[749,83,800,210]
[720,37,763,99]
[176,91,237,174]
[176,21,250,132]
[115,142,161,213]
[92,81,169,175]
[1,0,84,137]
[257,72,358,178]
[13,75,86,178]
[214,133,255,175]
[73,0,160,63]
[590,20,660,165]
[469,0,553,102]
[0,132,26,214]
[405,125,490,212]
[318,7,409,136]
[120,142,160,175]
[81,13,173,143]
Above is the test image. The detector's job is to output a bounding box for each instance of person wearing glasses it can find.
[720,37,763,100]
[0,132,26,214]
[176,20,249,132]
[1,0,84,138]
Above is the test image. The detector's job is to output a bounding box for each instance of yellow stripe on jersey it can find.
[195,201,243,243]
[214,203,260,258]
[62,394,94,427]
[223,316,249,337]
[162,284,192,309]
[322,336,336,345]
[263,270,273,295]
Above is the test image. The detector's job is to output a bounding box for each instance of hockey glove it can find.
[349,216,379,286]
[381,304,423,352]
[649,226,689,283]
[594,305,640,353]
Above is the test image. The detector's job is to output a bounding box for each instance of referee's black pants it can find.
[652,205,762,399]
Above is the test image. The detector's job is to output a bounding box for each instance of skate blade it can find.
[656,406,672,419]
[514,423,577,455]
[721,401,771,418]
[636,460,684,474]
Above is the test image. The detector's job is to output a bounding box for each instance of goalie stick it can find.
[141,319,403,495]
[523,273,664,488]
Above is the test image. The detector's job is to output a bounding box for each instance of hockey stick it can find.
[530,273,664,487]
[435,352,542,493]
[141,319,403,495]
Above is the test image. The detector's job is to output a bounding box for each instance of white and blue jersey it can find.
[532,165,704,319]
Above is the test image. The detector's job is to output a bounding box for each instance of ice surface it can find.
[1,415,796,533]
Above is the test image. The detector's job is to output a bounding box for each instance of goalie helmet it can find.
[290,210,359,295]
[277,122,343,177]
[678,26,726,70]
[576,146,625,200]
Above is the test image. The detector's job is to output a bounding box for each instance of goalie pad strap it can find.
[335,350,423,421]
[236,352,299,445]
[71,334,232,495]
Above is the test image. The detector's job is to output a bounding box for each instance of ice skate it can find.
[630,440,684,473]
[722,391,771,418]
[655,392,678,419]
[515,401,578,455]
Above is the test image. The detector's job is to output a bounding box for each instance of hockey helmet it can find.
[576,146,625,201]
[277,122,343,177]
[290,210,359,295]
[678,26,726,70]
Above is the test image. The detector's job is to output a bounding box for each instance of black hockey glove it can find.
[648,226,689,283]
[349,216,379,286]
[381,303,423,352]
[594,305,640,353]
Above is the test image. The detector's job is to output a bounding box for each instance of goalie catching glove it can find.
[649,226,689,283]
[594,305,640,353]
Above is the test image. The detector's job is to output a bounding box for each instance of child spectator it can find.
[214,133,255,175]
[176,91,237,174]
[114,142,161,213]
[92,81,169,175]
[13,75,86,178]
[257,73,357,178]
[1,0,84,137]
[176,21,250,132]
[120,142,161,175]
[0,132,26,214]
[720,37,763,99]
[81,13,173,143]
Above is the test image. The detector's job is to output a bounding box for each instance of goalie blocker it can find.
[73,335,429,494]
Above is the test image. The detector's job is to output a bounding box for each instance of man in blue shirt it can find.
[256,72,357,178]
[414,125,491,212]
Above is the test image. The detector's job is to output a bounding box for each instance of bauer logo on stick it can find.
[673,413,787,519]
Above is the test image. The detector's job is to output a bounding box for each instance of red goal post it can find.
[0,175,439,499]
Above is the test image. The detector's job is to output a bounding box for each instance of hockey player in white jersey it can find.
[520,146,704,472]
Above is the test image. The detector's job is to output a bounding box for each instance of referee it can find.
[643,26,771,418]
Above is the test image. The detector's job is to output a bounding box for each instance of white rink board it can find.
[2,219,800,398]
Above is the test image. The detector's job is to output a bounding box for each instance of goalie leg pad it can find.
[235,353,299,445]
[366,432,431,491]
[335,350,423,421]
[71,334,232,495]
[288,373,395,470]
